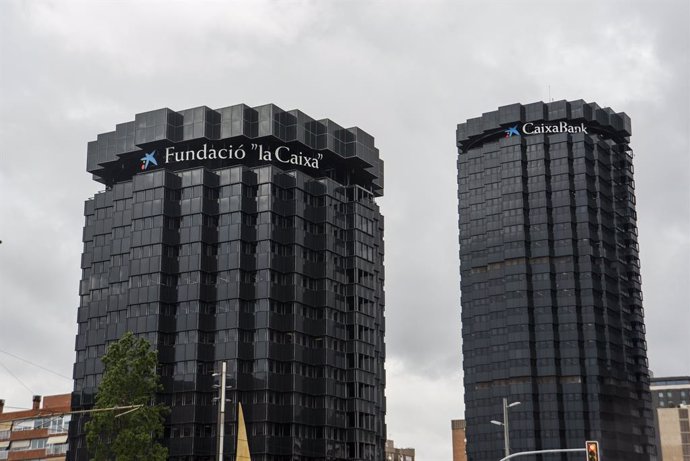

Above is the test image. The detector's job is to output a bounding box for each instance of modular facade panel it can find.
[457,100,655,461]
[69,104,386,461]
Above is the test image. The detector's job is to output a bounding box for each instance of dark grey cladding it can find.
[86,104,383,195]
[70,105,386,461]
[457,100,655,461]
[457,99,632,151]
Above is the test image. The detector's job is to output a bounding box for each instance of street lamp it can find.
[490,398,521,458]
[213,362,232,461]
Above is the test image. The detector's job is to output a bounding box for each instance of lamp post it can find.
[490,398,521,458]
[213,361,232,461]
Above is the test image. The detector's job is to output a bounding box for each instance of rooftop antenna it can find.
[548,84,552,102]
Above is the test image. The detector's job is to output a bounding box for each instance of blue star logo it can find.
[140,151,158,170]
[504,125,520,137]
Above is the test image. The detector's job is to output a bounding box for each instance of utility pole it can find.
[503,397,510,458]
[491,398,521,459]
[214,361,228,461]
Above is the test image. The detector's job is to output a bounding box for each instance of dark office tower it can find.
[457,100,655,461]
[69,104,386,461]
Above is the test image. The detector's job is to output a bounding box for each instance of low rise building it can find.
[385,439,415,461]
[651,377,690,461]
[652,376,690,409]
[0,394,71,461]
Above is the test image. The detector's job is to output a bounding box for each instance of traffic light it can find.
[586,440,600,461]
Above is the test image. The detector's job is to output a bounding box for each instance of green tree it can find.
[85,331,168,461]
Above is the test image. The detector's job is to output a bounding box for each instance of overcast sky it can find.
[1,1,688,459]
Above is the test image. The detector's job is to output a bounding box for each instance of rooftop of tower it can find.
[456,99,632,152]
[86,104,383,196]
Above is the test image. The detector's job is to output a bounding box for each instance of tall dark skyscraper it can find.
[69,104,386,461]
[457,100,655,461]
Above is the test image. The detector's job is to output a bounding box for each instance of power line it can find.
[0,358,34,395]
[0,405,143,419]
[0,348,72,381]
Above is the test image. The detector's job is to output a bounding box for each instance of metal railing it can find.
[499,448,586,461]
[46,444,68,455]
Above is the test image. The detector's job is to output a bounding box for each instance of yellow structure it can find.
[656,406,689,461]
[236,402,251,461]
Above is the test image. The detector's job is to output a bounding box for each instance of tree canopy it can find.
[85,331,168,461]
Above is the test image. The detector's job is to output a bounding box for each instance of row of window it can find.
[162,422,352,441]
[4,415,70,433]
[95,298,377,320]
[0,439,68,453]
[124,269,380,291]
[93,196,379,237]
[77,325,375,362]
[151,360,372,381]
[127,182,350,206]
[125,240,378,263]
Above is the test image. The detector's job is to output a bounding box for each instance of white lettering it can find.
[197,144,208,160]
[304,157,318,168]
[165,147,175,163]
[521,121,589,136]
[153,143,322,170]
[275,146,290,163]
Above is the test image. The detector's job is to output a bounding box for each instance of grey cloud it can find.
[1,1,688,459]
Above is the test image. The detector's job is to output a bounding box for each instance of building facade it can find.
[652,377,690,410]
[651,376,690,461]
[0,394,71,461]
[457,100,655,460]
[384,440,415,461]
[68,104,386,461]
[655,406,690,461]
[451,419,467,461]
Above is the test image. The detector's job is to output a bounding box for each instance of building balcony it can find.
[46,442,69,456]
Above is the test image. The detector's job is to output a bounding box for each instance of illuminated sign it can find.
[140,151,158,170]
[139,142,325,172]
[504,125,520,137]
[522,121,588,135]
[504,121,590,137]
